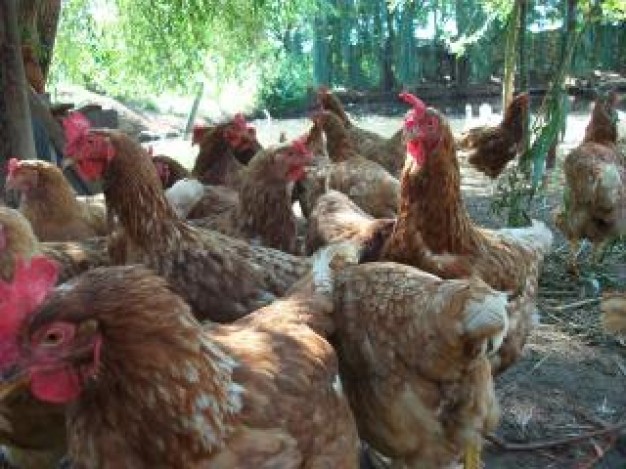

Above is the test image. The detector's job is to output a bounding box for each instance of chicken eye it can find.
[42,329,65,347]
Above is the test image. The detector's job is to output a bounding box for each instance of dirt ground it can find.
[462,162,626,469]
[148,104,626,468]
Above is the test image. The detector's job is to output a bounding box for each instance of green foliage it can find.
[258,53,312,114]
[50,0,317,98]
[48,0,626,111]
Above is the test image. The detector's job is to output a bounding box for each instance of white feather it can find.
[165,179,205,218]
[495,219,554,255]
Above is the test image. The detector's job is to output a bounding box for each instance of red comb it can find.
[7,158,20,176]
[399,92,427,114]
[291,135,312,156]
[0,256,59,339]
[233,113,247,130]
[63,112,91,156]
[192,125,209,146]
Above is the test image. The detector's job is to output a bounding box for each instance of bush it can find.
[257,54,312,116]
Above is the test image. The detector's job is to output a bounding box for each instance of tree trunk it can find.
[517,0,529,155]
[379,2,396,91]
[0,0,37,193]
[502,0,521,109]
[455,0,470,90]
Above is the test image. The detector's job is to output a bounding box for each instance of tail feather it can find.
[312,242,361,294]
[496,219,553,255]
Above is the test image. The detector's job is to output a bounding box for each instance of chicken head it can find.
[62,111,116,181]
[399,92,441,166]
[0,257,59,387]
[0,258,103,405]
[5,158,39,194]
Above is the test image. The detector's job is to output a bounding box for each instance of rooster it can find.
[191,115,262,188]
[381,93,553,377]
[165,178,239,220]
[6,158,108,242]
[317,87,405,176]
[555,91,625,274]
[0,257,359,467]
[62,112,311,323]
[457,92,529,179]
[190,138,314,254]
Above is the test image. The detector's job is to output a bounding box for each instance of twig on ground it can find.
[485,420,626,451]
[544,298,600,312]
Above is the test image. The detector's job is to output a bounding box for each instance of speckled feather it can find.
[9,160,108,242]
[318,89,406,176]
[316,111,399,218]
[382,109,552,374]
[189,145,302,254]
[102,132,310,322]
[27,265,359,468]
[331,261,506,467]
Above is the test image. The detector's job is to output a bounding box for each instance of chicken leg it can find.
[464,442,481,469]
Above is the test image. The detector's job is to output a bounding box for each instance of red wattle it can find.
[407,140,426,166]
[30,365,82,404]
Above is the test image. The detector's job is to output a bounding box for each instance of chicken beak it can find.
[0,367,30,400]
[61,158,76,170]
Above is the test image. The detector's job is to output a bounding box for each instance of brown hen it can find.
[191,138,313,254]
[191,116,262,188]
[312,110,400,219]
[555,92,625,274]
[0,206,109,284]
[317,88,405,176]
[0,261,359,468]
[312,243,508,468]
[63,114,311,323]
[382,94,553,376]
[6,158,108,242]
[458,92,529,179]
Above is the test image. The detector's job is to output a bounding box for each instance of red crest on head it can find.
[63,112,91,157]
[291,135,312,157]
[7,158,20,177]
[0,256,59,340]
[399,93,428,132]
[233,113,247,130]
[192,125,210,146]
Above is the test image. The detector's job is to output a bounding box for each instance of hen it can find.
[601,291,626,338]
[0,206,109,284]
[190,137,313,254]
[380,93,553,376]
[458,92,529,179]
[317,88,405,176]
[305,190,395,256]
[312,110,400,218]
[0,258,359,468]
[6,158,108,241]
[152,153,191,189]
[555,92,625,273]
[327,248,509,469]
[0,227,66,469]
[191,115,262,188]
[63,112,311,322]
[165,178,239,220]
